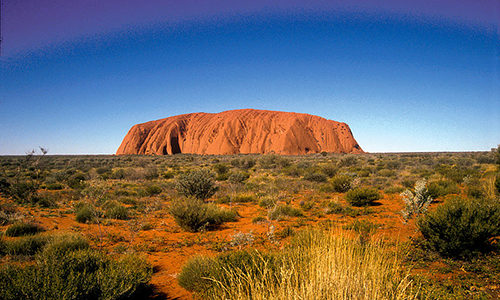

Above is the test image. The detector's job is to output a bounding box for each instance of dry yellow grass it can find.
[206,229,417,300]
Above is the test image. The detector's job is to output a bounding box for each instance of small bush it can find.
[321,165,338,178]
[268,205,303,220]
[105,204,129,220]
[427,180,459,199]
[7,181,39,204]
[3,235,49,256]
[214,163,229,175]
[178,256,218,293]
[144,185,162,197]
[463,176,485,199]
[75,204,96,223]
[258,197,277,208]
[345,187,381,206]
[329,175,353,193]
[67,172,87,189]
[384,186,405,194]
[338,155,358,167]
[325,201,368,217]
[169,198,237,232]
[0,248,152,299]
[231,158,256,170]
[418,197,500,258]
[45,183,64,190]
[232,194,256,203]
[175,169,218,200]
[5,222,44,237]
[41,234,89,257]
[303,172,327,183]
[228,171,250,184]
[178,250,279,295]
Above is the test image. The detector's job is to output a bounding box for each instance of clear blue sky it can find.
[1,1,499,154]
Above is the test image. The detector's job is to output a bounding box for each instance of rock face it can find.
[116,109,363,155]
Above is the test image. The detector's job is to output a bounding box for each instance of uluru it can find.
[116,109,363,155]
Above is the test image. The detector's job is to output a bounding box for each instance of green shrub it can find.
[5,222,44,237]
[303,172,327,183]
[41,234,89,257]
[384,186,405,194]
[377,169,395,177]
[45,183,64,190]
[144,185,162,196]
[105,204,129,220]
[75,204,96,223]
[232,194,256,203]
[178,256,217,293]
[268,205,303,220]
[7,181,39,204]
[321,165,338,178]
[338,155,358,167]
[215,195,230,204]
[169,198,237,232]
[231,158,256,170]
[329,175,353,193]
[175,169,218,200]
[463,176,485,199]
[228,171,250,184]
[178,250,280,295]
[345,187,381,206]
[282,165,302,177]
[258,155,290,169]
[67,172,87,189]
[0,177,10,196]
[3,235,50,256]
[0,249,152,300]
[258,196,277,208]
[418,197,500,258]
[214,163,229,175]
[427,180,459,199]
[0,202,18,226]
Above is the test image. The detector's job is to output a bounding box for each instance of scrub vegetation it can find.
[0,148,499,299]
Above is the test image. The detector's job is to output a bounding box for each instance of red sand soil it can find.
[2,190,425,299]
[116,109,363,155]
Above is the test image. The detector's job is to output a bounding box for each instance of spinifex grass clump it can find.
[401,180,433,221]
[179,229,416,300]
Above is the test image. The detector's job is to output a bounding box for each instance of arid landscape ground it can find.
[1,151,499,299]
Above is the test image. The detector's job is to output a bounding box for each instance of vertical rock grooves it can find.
[116,109,363,155]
